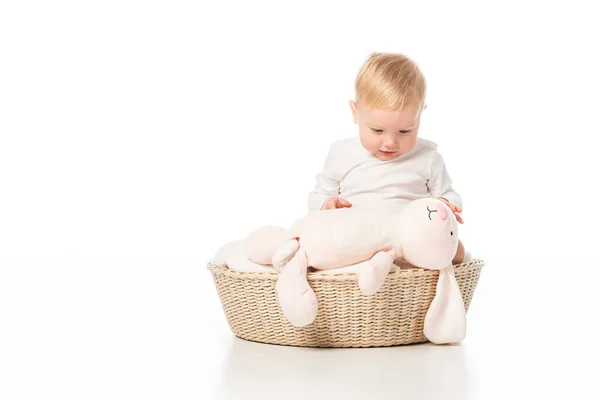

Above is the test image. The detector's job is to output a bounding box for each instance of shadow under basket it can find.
[208,259,484,348]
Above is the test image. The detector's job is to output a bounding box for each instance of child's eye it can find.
[399,130,412,135]
[370,128,384,133]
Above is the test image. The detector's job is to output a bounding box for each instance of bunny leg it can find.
[358,251,395,295]
[272,239,300,272]
[275,248,318,327]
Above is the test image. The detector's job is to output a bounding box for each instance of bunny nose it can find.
[436,203,448,221]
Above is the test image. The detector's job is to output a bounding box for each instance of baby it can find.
[308,52,470,264]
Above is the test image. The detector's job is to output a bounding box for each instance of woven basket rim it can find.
[207,258,484,282]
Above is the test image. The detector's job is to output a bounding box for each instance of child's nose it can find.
[383,134,397,147]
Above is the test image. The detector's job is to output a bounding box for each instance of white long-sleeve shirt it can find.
[308,137,463,213]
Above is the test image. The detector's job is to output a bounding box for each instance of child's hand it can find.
[437,197,464,224]
[321,197,352,210]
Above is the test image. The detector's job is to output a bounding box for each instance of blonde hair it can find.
[355,52,426,110]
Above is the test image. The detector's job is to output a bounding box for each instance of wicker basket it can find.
[208,259,484,348]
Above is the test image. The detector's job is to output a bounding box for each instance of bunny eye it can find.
[450,231,454,236]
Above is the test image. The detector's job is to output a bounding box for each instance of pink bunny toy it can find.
[235,197,467,344]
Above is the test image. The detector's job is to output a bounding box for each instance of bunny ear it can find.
[423,264,466,344]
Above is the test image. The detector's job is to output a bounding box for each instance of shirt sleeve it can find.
[307,141,344,211]
[427,151,463,209]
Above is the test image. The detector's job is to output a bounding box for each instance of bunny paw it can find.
[358,252,394,295]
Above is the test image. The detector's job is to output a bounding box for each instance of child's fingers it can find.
[338,198,352,208]
[321,199,336,210]
[455,213,464,224]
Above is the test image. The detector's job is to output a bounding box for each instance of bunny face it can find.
[398,198,459,270]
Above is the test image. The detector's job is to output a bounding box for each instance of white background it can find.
[1,1,599,399]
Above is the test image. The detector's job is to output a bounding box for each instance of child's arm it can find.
[427,151,463,213]
[307,142,347,211]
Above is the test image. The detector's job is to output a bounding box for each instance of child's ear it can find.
[349,100,359,124]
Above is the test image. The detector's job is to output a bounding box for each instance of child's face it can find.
[350,100,424,161]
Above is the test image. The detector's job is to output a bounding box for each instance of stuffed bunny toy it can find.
[217,197,467,344]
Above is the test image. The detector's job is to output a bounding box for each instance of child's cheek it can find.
[366,132,379,151]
